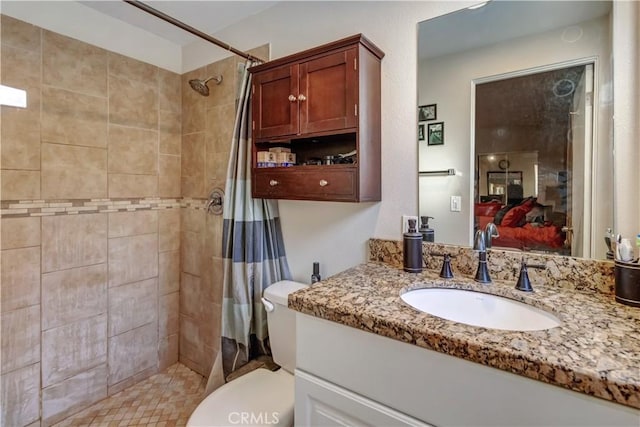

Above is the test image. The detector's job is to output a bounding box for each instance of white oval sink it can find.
[401,288,561,331]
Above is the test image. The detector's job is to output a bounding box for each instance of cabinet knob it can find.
[269,180,279,186]
[298,94,307,102]
[319,179,328,187]
[288,94,297,102]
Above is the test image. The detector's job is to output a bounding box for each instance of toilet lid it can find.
[187,368,294,427]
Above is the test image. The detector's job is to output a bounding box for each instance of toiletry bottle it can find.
[403,219,423,273]
[419,216,435,242]
[311,262,321,283]
[619,238,634,262]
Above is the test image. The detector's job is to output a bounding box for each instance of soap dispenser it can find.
[311,262,321,284]
[419,216,435,242]
[403,219,423,273]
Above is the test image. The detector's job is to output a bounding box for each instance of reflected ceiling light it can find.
[468,2,489,10]
[562,26,584,43]
[552,79,576,97]
[494,128,507,138]
[488,155,496,161]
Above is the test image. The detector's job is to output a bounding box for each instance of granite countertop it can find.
[288,262,640,409]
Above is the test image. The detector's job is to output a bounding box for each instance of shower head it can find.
[188,75,223,96]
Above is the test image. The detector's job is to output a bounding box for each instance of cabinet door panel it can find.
[296,370,433,427]
[253,64,299,139]
[299,49,358,135]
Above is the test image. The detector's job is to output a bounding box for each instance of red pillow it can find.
[501,199,536,227]
[477,215,494,230]
[475,202,502,217]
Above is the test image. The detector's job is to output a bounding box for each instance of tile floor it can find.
[53,363,206,427]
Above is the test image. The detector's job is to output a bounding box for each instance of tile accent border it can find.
[0,198,211,218]
[368,238,615,296]
[181,198,208,211]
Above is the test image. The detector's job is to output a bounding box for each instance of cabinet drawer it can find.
[253,167,357,201]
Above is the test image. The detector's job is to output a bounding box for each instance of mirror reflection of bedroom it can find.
[474,64,592,256]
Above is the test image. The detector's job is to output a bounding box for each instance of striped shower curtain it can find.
[206,60,291,392]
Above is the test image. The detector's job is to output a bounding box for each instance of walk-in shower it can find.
[189,75,223,96]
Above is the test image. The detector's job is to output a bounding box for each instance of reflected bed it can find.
[475,200,567,254]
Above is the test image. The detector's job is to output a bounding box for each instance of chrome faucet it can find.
[484,222,499,248]
[473,222,498,284]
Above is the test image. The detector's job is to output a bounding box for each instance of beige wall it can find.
[205,1,637,279]
[207,1,470,282]
[0,15,181,426]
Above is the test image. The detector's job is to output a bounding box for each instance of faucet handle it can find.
[430,251,457,258]
[515,258,546,292]
[424,252,456,278]
[439,253,454,279]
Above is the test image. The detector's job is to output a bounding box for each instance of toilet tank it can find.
[262,280,308,373]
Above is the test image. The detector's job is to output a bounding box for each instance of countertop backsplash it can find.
[368,239,615,296]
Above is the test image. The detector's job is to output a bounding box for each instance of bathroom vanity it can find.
[289,262,640,426]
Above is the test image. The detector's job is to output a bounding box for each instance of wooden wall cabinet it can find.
[249,34,384,202]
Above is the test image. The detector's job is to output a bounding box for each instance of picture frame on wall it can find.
[427,122,444,146]
[418,123,425,141]
[418,104,437,121]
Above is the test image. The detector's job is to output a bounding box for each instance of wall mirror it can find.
[417,0,613,259]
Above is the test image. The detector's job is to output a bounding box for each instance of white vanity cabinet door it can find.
[295,370,432,427]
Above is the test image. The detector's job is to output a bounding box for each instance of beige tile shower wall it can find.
[0,15,181,427]
[1,15,42,201]
[1,16,44,427]
[158,208,181,371]
[178,55,235,377]
[178,47,268,377]
[179,205,213,375]
[180,205,224,376]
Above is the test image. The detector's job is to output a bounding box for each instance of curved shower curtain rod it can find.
[122,0,266,63]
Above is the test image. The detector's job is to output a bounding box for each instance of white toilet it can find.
[187,280,308,427]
